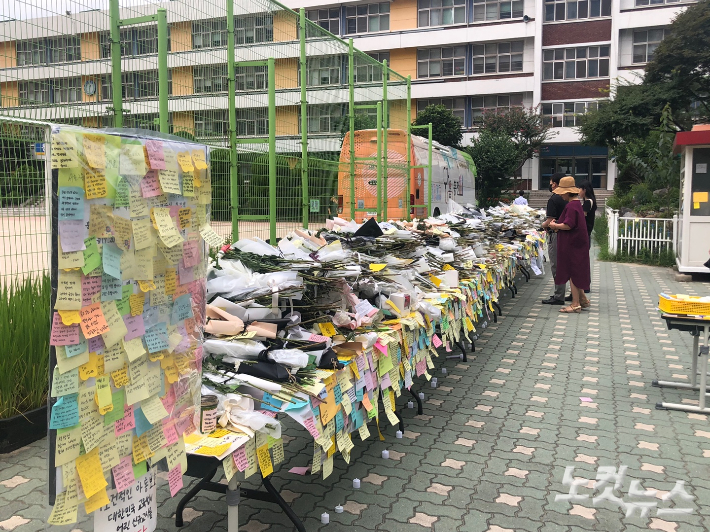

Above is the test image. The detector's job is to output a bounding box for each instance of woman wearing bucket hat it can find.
[548,176,590,313]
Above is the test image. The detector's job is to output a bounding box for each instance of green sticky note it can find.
[114,176,130,208]
[82,237,102,275]
[58,167,83,188]
[103,389,126,425]
[377,352,394,377]
[116,285,133,316]
[132,460,147,479]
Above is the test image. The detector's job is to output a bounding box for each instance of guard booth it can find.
[674,124,710,272]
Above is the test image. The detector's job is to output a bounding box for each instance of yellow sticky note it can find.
[430,275,442,288]
[693,191,709,203]
[153,207,183,248]
[58,309,81,326]
[79,352,101,381]
[129,293,145,317]
[55,425,82,467]
[694,202,701,209]
[140,394,169,425]
[443,264,455,271]
[182,172,194,197]
[369,264,387,272]
[48,492,78,525]
[132,217,156,251]
[96,375,113,414]
[138,279,156,292]
[55,270,82,311]
[318,322,337,337]
[83,134,106,169]
[84,168,107,199]
[111,364,130,388]
[84,487,110,515]
[75,447,107,499]
[191,149,208,170]
[256,444,274,477]
[177,152,195,172]
[165,269,177,295]
[159,168,181,195]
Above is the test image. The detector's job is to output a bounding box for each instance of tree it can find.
[466,131,520,208]
[339,113,378,144]
[411,104,463,147]
[644,0,710,122]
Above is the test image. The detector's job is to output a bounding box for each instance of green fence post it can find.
[382,59,388,220]
[406,75,412,221]
[376,101,382,221]
[109,0,123,128]
[157,8,169,134]
[299,9,309,229]
[428,123,433,216]
[348,39,355,221]
[268,57,277,245]
[227,0,239,241]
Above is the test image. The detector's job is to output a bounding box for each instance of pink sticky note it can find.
[114,405,135,437]
[258,410,277,418]
[58,220,87,252]
[178,262,194,284]
[175,411,193,436]
[145,140,166,170]
[163,420,179,445]
[303,417,321,439]
[82,275,102,306]
[140,170,162,197]
[161,385,176,413]
[445,341,452,353]
[182,240,201,269]
[233,446,248,472]
[168,464,183,497]
[288,466,311,475]
[431,334,443,348]
[580,397,593,402]
[367,352,376,372]
[123,314,146,341]
[50,313,80,346]
[380,372,392,389]
[374,340,388,356]
[112,455,136,493]
[309,334,330,344]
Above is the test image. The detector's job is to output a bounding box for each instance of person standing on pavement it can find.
[513,191,528,206]
[565,180,596,300]
[541,173,567,305]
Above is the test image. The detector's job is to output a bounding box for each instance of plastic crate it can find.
[659,294,710,316]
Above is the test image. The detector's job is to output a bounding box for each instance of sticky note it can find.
[168,464,183,496]
[140,394,169,425]
[318,322,337,337]
[112,215,133,251]
[56,345,89,374]
[50,394,79,429]
[84,486,110,515]
[132,218,156,251]
[145,140,165,170]
[182,172,194,197]
[51,132,79,169]
[177,152,194,172]
[96,375,113,414]
[120,143,147,176]
[58,239,85,270]
[693,192,708,203]
[102,243,122,280]
[112,455,135,493]
[82,237,102,275]
[182,240,200,268]
[101,273,122,302]
[59,219,87,253]
[83,133,106,168]
[117,285,133,316]
[51,312,80,346]
[369,264,387,271]
[694,202,700,209]
[55,270,83,310]
[140,170,163,198]
[159,169,181,195]
[199,224,224,248]
[129,292,145,317]
[145,323,170,353]
[115,404,136,436]
[47,492,78,526]
[54,425,81,466]
[58,187,85,221]
[51,367,79,397]
[79,302,109,339]
[171,294,193,324]
[153,207,183,248]
[178,208,192,229]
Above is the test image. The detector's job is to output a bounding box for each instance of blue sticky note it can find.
[58,187,84,221]
[50,394,79,429]
[101,273,122,301]
[134,407,153,437]
[144,322,169,353]
[335,410,344,433]
[318,387,328,401]
[171,294,193,325]
[356,386,364,401]
[333,384,342,405]
[309,399,320,419]
[285,397,309,411]
[351,407,363,429]
[261,392,283,412]
[102,243,122,280]
[143,305,159,329]
[66,335,87,358]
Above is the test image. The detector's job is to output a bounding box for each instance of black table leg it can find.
[408,387,423,415]
[260,476,307,532]
[176,468,218,527]
[455,340,467,362]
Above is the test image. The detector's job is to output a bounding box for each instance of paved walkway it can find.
[3,256,710,532]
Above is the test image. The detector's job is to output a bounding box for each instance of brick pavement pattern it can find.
[2,257,710,532]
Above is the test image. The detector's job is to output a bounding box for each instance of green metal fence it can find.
[0,0,423,280]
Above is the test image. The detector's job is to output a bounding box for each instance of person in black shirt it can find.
[541,173,567,305]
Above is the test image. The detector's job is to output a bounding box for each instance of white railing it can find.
[606,207,678,255]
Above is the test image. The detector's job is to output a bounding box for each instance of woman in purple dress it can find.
[548,176,590,313]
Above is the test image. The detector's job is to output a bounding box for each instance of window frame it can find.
[418,0,467,28]
[542,45,610,81]
[541,100,600,127]
[632,28,669,64]
[303,103,347,134]
[236,65,268,91]
[306,8,341,35]
[345,3,391,35]
[18,80,50,105]
[416,98,467,125]
[192,19,228,49]
[472,41,525,75]
[194,110,230,139]
[635,0,681,7]
[304,55,343,87]
[235,14,274,45]
[473,0,524,21]
[193,64,230,93]
[471,93,524,124]
[353,52,390,83]
[544,0,612,22]
[417,46,467,79]
[235,109,269,137]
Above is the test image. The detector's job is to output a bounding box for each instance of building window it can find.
[236,109,269,136]
[346,3,390,34]
[194,65,229,93]
[542,100,599,127]
[539,149,608,188]
[353,52,390,83]
[305,56,342,86]
[101,71,171,100]
[544,0,611,21]
[473,0,524,21]
[18,81,50,105]
[192,19,228,49]
[99,26,169,58]
[417,98,466,125]
[306,8,341,34]
[236,65,268,91]
[53,77,82,103]
[235,14,273,45]
[418,0,466,27]
[472,41,524,74]
[472,94,524,123]
[542,45,609,80]
[195,110,229,138]
[635,0,681,6]
[307,104,346,133]
[633,28,669,64]
[417,46,466,78]
[16,37,80,65]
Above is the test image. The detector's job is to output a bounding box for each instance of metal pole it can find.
[405,75,411,221]
[427,123,432,217]
[382,59,388,221]
[157,8,169,134]
[109,0,123,128]
[226,476,239,532]
[227,0,239,241]
[268,57,277,245]
[299,9,309,229]
[348,39,355,220]
[376,102,382,221]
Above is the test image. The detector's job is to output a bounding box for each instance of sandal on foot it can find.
[559,305,581,314]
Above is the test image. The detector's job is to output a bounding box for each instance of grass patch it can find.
[593,213,676,267]
[0,274,51,418]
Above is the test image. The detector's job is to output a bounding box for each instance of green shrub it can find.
[0,274,51,418]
